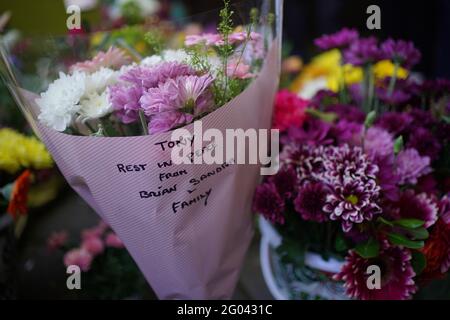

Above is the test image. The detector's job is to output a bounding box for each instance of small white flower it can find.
[141,55,163,67]
[163,49,189,63]
[79,90,112,120]
[37,71,86,131]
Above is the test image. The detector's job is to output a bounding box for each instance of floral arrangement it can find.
[48,220,150,299]
[254,28,450,300]
[36,0,266,136]
[0,128,54,221]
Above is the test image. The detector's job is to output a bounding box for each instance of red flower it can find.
[419,196,450,281]
[272,90,308,132]
[7,170,32,219]
[420,219,450,281]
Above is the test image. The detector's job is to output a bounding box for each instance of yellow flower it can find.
[291,50,409,94]
[0,128,53,174]
[373,60,408,80]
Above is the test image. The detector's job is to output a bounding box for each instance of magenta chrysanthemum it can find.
[343,37,383,66]
[381,39,421,69]
[252,182,285,225]
[335,245,417,300]
[269,166,298,199]
[395,148,432,185]
[294,182,329,222]
[375,111,412,136]
[393,190,438,228]
[314,28,359,51]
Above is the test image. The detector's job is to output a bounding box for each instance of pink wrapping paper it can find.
[32,42,280,299]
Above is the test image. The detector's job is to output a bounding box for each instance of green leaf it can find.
[393,218,425,229]
[355,238,380,259]
[394,136,404,155]
[407,227,429,240]
[334,234,348,252]
[377,217,394,227]
[411,251,427,275]
[388,233,425,249]
[305,108,338,123]
[364,110,377,128]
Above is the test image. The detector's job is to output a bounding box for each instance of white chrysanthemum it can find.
[85,67,118,94]
[79,90,112,120]
[37,71,86,131]
[163,49,189,63]
[141,55,163,67]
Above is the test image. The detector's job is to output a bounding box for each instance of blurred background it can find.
[1,0,449,77]
[0,0,449,300]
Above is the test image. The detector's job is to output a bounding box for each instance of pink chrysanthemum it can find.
[141,74,214,134]
[121,62,196,89]
[70,47,131,73]
[334,245,417,300]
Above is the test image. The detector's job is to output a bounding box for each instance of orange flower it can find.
[7,170,32,219]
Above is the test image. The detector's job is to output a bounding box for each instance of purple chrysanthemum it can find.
[121,62,196,89]
[375,155,400,201]
[331,120,363,145]
[323,144,380,184]
[363,126,395,161]
[343,37,383,66]
[109,84,142,124]
[281,144,329,183]
[252,182,285,225]
[406,127,441,161]
[322,145,381,232]
[314,28,359,51]
[325,104,366,123]
[282,118,333,146]
[376,86,411,105]
[294,182,329,222]
[334,244,417,300]
[439,194,450,224]
[375,112,412,136]
[324,179,382,232]
[381,39,421,69]
[141,74,214,134]
[395,148,432,185]
[269,166,298,199]
[392,190,438,228]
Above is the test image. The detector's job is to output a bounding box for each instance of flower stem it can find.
[139,110,149,135]
[387,61,400,98]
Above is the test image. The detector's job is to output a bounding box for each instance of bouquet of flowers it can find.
[254,28,450,300]
[47,220,151,299]
[1,0,283,299]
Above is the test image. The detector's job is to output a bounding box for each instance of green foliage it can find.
[364,110,377,128]
[388,233,425,249]
[355,237,380,259]
[411,251,427,276]
[144,30,164,56]
[78,248,151,299]
[393,136,404,155]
